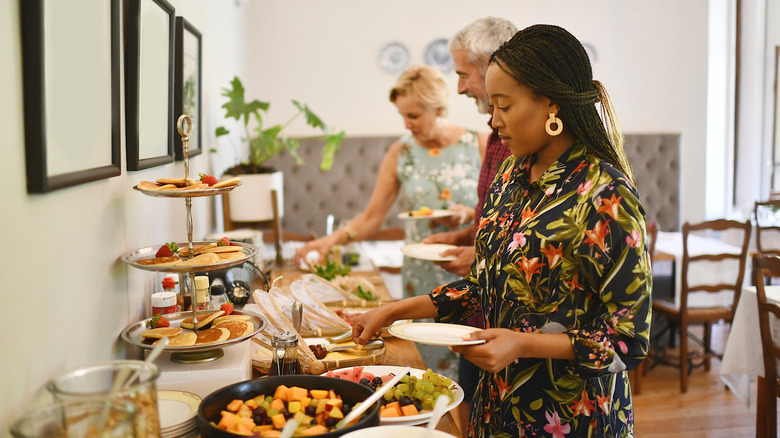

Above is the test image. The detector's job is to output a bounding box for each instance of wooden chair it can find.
[754,199,780,257]
[652,219,752,392]
[628,221,658,395]
[751,254,780,438]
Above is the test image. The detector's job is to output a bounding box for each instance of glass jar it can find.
[151,291,177,315]
[269,331,302,375]
[194,275,211,310]
[46,360,161,438]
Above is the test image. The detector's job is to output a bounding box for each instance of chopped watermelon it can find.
[379,374,395,383]
[347,366,364,383]
[361,371,375,381]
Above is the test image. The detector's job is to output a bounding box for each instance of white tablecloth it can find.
[720,285,780,407]
[654,231,744,308]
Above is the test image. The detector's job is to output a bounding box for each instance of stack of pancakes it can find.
[137,176,241,192]
[137,241,245,267]
[141,313,254,347]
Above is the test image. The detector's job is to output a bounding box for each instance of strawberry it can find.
[217,237,230,246]
[161,276,177,290]
[199,173,218,186]
[157,315,170,327]
[220,301,234,315]
[155,242,179,257]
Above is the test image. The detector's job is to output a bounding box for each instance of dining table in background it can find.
[720,284,780,406]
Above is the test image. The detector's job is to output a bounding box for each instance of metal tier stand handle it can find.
[177,114,200,331]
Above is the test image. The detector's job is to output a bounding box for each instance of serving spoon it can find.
[279,418,298,438]
[336,366,411,430]
[101,336,169,427]
[327,339,384,352]
[424,393,450,437]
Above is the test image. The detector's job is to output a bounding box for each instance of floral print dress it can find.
[431,143,652,437]
[396,129,481,379]
[396,130,481,299]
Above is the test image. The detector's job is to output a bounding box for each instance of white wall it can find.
[0,0,241,432]
[229,0,710,225]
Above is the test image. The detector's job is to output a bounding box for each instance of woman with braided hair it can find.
[352,24,650,437]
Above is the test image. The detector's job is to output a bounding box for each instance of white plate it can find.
[389,322,485,346]
[157,390,201,429]
[397,209,455,220]
[401,243,457,261]
[329,365,463,426]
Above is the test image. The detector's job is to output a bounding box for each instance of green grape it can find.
[443,377,452,386]
[400,375,410,384]
[397,383,410,394]
[393,389,403,399]
[267,408,279,417]
[383,391,394,401]
[412,390,425,400]
[414,382,424,392]
[423,382,435,393]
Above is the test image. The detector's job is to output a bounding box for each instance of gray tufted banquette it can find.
[263,133,681,238]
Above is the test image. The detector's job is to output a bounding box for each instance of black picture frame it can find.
[173,17,202,161]
[124,0,175,171]
[20,0,121,193]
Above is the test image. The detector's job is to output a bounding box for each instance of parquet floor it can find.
[633,323,777,437]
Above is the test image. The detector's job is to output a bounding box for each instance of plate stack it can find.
[157,390,201,438]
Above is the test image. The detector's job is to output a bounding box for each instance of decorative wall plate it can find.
[424,38,453,73]
[378,41,410,74]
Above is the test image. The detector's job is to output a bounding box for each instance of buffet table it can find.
[269,264,463,437]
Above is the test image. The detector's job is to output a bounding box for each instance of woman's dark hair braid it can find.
[490,24,632,180]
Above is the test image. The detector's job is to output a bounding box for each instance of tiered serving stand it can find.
[120,115,268,363]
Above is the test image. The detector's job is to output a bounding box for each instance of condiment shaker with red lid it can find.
[151,291,177,315]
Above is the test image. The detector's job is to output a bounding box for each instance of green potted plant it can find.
[215,76,345,222]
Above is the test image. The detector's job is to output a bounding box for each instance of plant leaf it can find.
[319,131,345,171]
[293,100,326,130]
[220,76,269,126]
[215,126,230,137]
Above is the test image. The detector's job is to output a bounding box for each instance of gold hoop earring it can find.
[545,113,563,136]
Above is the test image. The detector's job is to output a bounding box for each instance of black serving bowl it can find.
[198,374,381,437]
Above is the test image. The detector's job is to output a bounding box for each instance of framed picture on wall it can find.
[125,0,175,171]
[20,0,121,193]
[173,17,202,161]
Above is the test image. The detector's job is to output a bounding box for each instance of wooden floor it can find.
[633,323,777,437]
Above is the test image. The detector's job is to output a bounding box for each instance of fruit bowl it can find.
[198,375,381,437]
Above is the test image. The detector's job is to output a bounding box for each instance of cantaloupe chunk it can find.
[270,397,285,412]
[300,425,329,436]
[227,399,244,412]
[301,396,312,408]
[270,412,287,429]
[380,406,400,417]
[310,389,328,400]
[273,385,289,402]
[217,412,239,429]
[401,404,419,416]
[382,401,402,417]
[259,430,282,437]
[289,386,308,401]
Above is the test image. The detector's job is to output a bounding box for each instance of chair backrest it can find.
[647,221,659,265]
[680,219,752,313]
[754,200,780,256]
[751,253,780,397]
